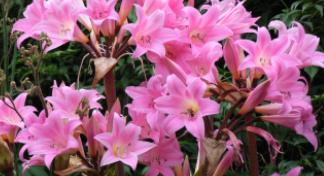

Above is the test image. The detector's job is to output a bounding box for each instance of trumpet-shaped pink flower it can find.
[269,21,324,68]
[140,137,183,176]
[86,0,119,34]
[155,75,220,138]
[124,5,177,58]
[126,75,165,114]
[26,111,81,168]
[236,27,298,75]
[0,93,36,142]
[46,82,104,120]
[95,113,155,170]
[266,63,307,102]
[12,0,46,47]
[0,93,36,129]
[185,42,222,81]
[181,6,232,46]
[37,0,88,51]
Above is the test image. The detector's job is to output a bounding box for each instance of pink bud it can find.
[239,80,270,115]
[119,0,136,25]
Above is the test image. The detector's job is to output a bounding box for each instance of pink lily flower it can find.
[12,0,46,47]
[126,75,165,114]
[124,5,177,58]
[155,75,220,139]
[266,63,307,102]
[35,0,88,51]
[46,82,104,120]
[27,111,82,168]
[215,1,258,37]
[246,126,282,159]
[269,21,324,68]
[185,42,222,82]
[181,6,232,47]
[0,93,36,143]
[140,137,183,176]
[95,113,155,170]
[86,0,119,35]
[236,27,298,75]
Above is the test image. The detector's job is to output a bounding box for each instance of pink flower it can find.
[236,27,298,75]
[269,21,324,68]
[12,0,46,47]
[124,5,177,58]
[140,137,183,176]
[126,75,165,114]
[181,6,232,46]
[155,75,220,138]
[37,0,88,51]
[46,82,104,120]
[185,42,222,81]
[266,63,307,102]
[86,0,119,35]
[223,38,243,80]
[0,93,36,142]
[95,113,155,170]
[207,1,257,37]
[26,111,81,168]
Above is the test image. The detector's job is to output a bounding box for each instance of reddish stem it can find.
[103,69,116,112]
[247,129,259,176]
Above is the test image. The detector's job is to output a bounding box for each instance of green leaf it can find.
[315,160,324,173]
[304,67,319,82]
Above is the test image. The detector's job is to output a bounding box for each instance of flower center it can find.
[59,24,72,37]
[190,30,205,44]
[183,99,200,117]
[112,144,128,158]
[140,35,152,47]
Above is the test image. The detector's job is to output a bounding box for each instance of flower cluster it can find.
[3,0,323,175]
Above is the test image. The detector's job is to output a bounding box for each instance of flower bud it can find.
[118,0,135,25]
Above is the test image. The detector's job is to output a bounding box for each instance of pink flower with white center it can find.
[140,137,183,176]
[126,75,165,114]
[236,27,299,75]
[95,113,155,170]
[124,5,177,58]
[46,82,104,120]
[26,111,81,168]
[155,75,220,139]
[181,6,232,47]
[12,0,46,47]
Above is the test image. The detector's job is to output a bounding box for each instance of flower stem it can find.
[247,130,259,176]
[103,69,116,111]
